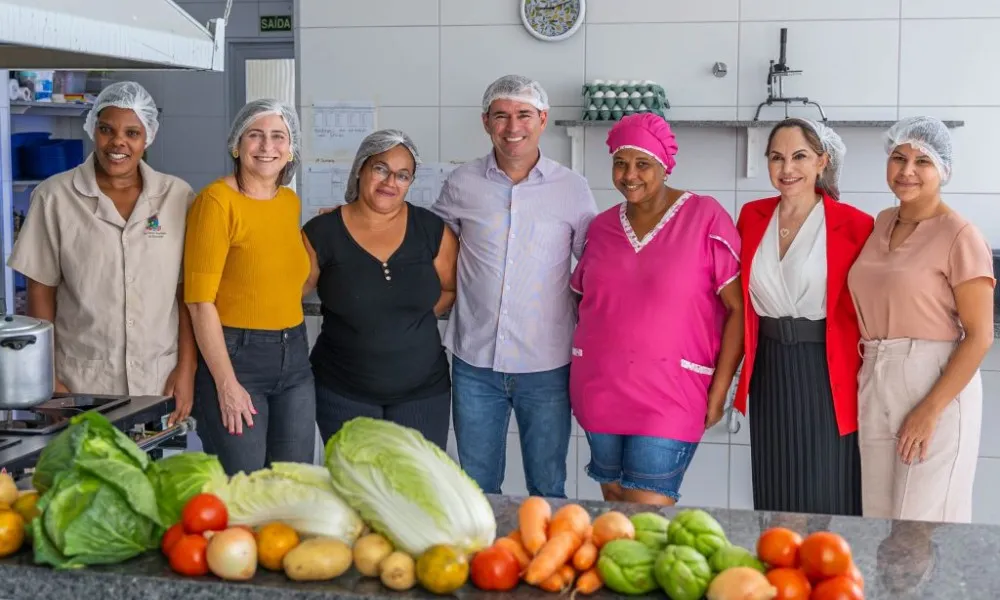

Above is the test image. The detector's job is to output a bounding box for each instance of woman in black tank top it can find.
[302,130,458,449]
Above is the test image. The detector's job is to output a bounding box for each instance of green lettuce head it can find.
[31,469,162,569]
[147,451,227,525]
[32,412,151,495]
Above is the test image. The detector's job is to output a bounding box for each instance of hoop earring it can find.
[231,150,239,158]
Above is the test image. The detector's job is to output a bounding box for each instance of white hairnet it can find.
[345,129,421,203]
[228,99,301,183]
[83,81,159,148]
[884,116,953,184]
[801,119,846,195]
[482,74,550,113]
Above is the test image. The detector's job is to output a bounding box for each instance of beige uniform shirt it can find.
[8,155,195,396]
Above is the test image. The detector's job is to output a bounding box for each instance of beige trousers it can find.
[858,338,982,523]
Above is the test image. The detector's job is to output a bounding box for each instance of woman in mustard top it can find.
[184,99,315,475]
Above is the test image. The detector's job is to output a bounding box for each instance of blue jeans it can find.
[585,432,699,501]
[451,356,571,498]
[194,323,317,476]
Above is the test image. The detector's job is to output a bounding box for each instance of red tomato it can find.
[180,493,228,534]
[800,532,853,581]
[169,534,209,576]
[161,523,185,556]
[758,527,803,569]
[766,567,811,600]
[470,545,521,591]
[810,575,864,600]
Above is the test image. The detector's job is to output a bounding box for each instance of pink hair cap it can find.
[605,113,679,174]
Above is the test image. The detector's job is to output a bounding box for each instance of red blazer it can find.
[733,191,874,436]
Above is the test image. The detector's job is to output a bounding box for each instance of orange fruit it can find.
[256,522,300,571]
[0,510,25,558]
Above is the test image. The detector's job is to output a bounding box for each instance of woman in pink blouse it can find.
[569,114,745,505]
[848,116,994,523]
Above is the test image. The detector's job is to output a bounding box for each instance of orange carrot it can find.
[549,503,591,538]
[519,496,552,556]
[524,531,584,585]
[572,540,598,571]
[570,568,603,599]
[538,564,576,593]
[496,536,531,569]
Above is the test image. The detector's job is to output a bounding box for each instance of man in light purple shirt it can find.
[432,75,598,498]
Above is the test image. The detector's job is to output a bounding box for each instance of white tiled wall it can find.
[296,1,1000,519]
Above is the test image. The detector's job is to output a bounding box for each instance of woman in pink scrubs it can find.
[569,114,745,505]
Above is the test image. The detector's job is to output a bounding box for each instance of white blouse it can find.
[749,203,828,320]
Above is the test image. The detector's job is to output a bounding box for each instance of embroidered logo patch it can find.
[145,214,165,238]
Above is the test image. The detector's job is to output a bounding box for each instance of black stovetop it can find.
[0,394,132,436]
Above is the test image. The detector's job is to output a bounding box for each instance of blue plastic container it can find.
[10,132,51,180]
[21,139,85,180]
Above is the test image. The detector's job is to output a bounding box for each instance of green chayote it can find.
[654,545,713,600]
[708,545,767,574]
[630,512,671,552]
[666,508,730,558]
[596,539,659,595]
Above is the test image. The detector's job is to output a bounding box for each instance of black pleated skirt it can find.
[749,318,863,516]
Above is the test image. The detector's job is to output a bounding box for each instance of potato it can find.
[380,551,416,591]
[282,537,353,581]
[353,533,394,577]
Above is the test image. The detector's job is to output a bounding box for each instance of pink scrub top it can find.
[569,192,741,443]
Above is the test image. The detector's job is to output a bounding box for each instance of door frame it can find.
[226,41,295,127]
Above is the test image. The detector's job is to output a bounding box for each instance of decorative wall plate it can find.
[520,0,585,42]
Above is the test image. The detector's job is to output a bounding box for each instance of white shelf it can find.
[554,118,967,178]
[10,101,93,117]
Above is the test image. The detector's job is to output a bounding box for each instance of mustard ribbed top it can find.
[183,179,309,330]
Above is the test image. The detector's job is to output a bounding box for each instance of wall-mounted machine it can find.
[753,28,827,122]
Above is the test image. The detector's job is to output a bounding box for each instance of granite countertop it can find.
[0,494,996,599]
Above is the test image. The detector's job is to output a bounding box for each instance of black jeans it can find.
[315,380,450,451]
[195,323,316,475]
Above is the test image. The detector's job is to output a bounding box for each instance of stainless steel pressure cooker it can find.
[0,315,54,409]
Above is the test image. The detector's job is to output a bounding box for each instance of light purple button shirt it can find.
[432,150,598,374]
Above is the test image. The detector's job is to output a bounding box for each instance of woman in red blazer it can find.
[734,118,874,516]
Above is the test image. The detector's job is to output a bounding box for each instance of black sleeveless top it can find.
[302,204,450,404]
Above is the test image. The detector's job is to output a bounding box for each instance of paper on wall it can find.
[310,100,376,160]
[407,163,460,210]
[300,161,460,223]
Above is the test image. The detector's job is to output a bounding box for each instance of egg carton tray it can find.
[581,105,666,121]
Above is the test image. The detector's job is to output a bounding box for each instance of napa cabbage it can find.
[324,417,497,556]
[203,462,365,545]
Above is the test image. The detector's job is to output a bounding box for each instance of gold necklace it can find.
[778,195,820,238]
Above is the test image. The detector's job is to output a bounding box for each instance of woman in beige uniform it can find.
[848,116,994,523]
[7,81,197,425]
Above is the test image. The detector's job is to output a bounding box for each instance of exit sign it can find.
[260,15,292,32]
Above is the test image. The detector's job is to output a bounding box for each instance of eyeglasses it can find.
[370,163,413,186]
